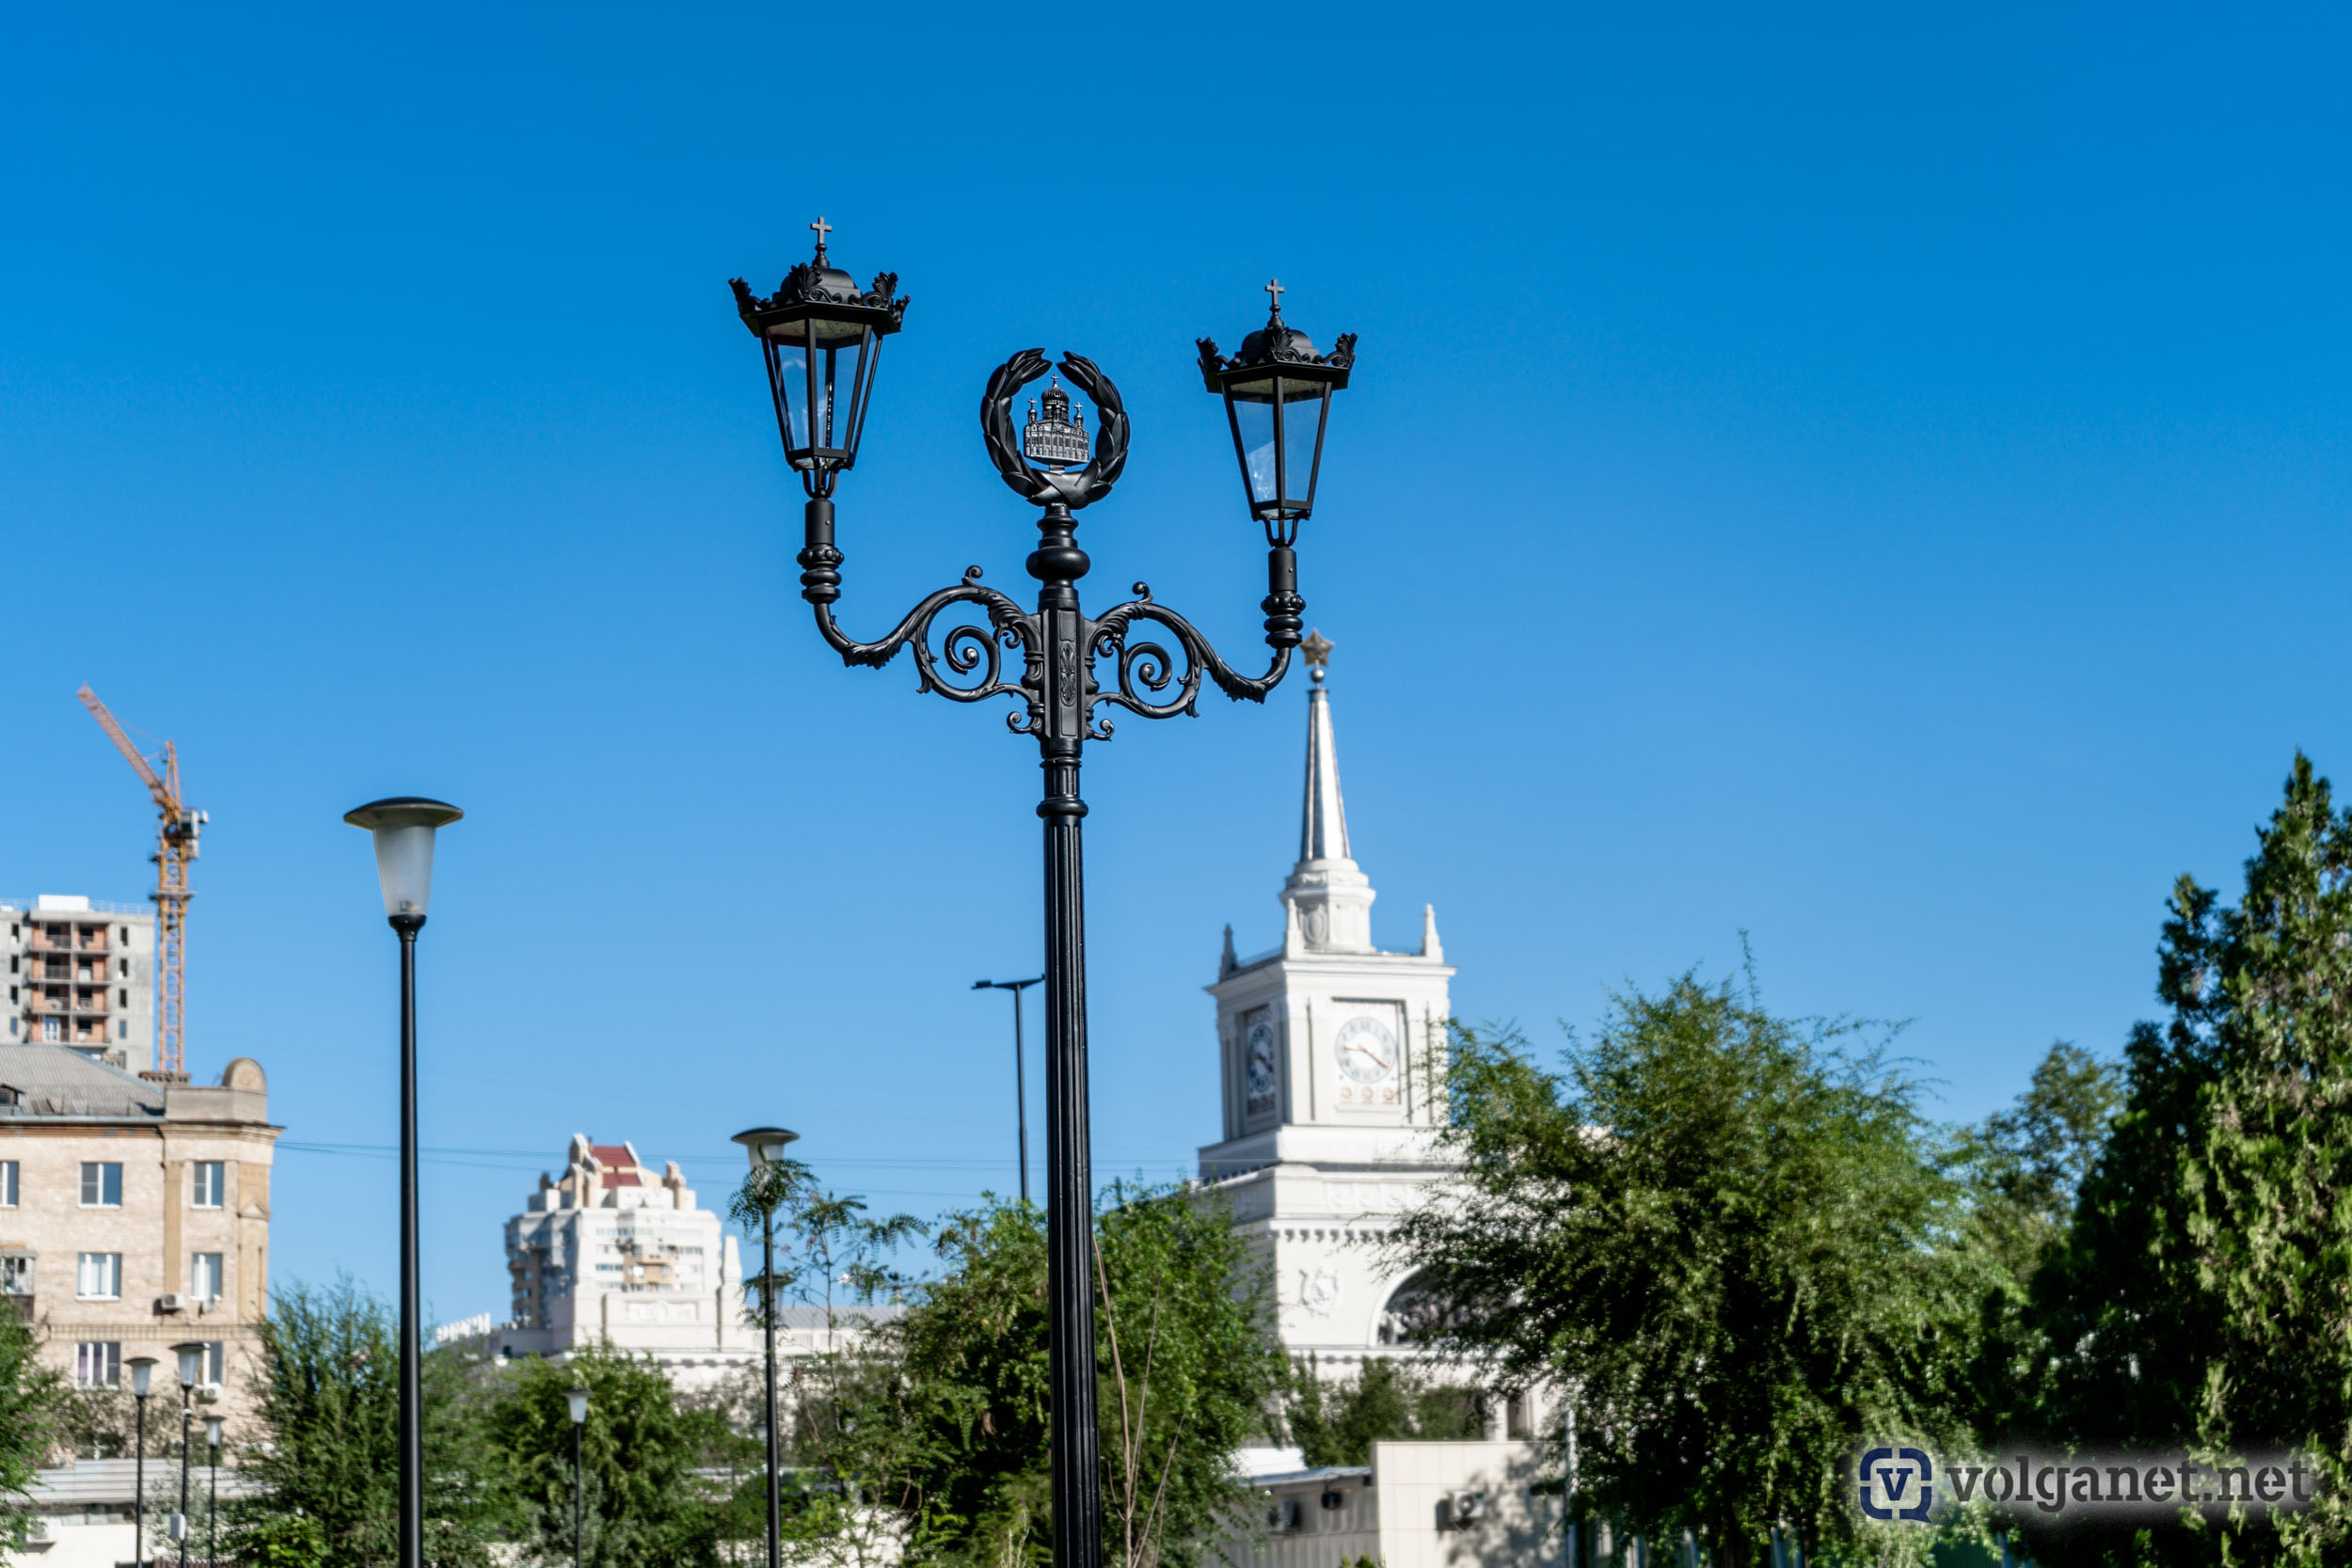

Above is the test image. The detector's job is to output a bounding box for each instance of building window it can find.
[76,1253,122,1299]
[192,1253,225,1302]
[40,1018,59,1042]
[119,989,128,1007]
[0,1162,15,1207]
[0,1252,30,1294]
[193,1162,226,1209]
[119,927,130,944]
[75,1341,120,1388]
[117,1020,127,1039]
[79,1163,122,1208]
[118,958,128,977]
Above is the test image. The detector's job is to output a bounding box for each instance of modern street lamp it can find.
[128,1354,156,1568]
[170,1341,203,1566]
[730,229,1354,1568]
[343,794,465,1568]
[731,1125,799,1568]
[203,1417,222,1568]
[971,977,1042,1204]
[565,1386,590,1568]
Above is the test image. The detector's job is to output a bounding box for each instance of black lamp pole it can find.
[732,1126,799,1568]
[343,797,464,1568]
[731,230,1352,1568]
[177,1385,192,1566]
[128,1358,153,1568]
[972,976,1042,1203]
[205,1419,221,1568]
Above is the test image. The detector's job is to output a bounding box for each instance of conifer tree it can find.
[2030,755,2352,1565]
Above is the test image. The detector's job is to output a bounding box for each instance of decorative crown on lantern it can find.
[1023,376,1091,471]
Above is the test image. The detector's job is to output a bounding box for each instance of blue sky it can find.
[3,3,2347,1323]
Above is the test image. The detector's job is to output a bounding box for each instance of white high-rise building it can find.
[2,897,158,1073]
[491,1135,756,1384]
[1197,641,1464,1370]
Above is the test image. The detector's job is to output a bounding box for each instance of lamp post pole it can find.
[730,230,1351,1568]
[177,1384,192,1567]
[343,797,464,1568]
[204,1418,221,1568]
[565,1386,590,1568]
[732,1127,800,1568]
[128,1357,154,1568]
[972,976,1042,1203]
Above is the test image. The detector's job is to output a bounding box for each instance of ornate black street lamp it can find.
[342,795,464,1568]
[128,1354,156,1568]
[730,228,1354,1568]
[732,1124,800,1568]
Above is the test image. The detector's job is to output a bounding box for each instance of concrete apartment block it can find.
[2,896,159,1074]
[0,1045,278,1436]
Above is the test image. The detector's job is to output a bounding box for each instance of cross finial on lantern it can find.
[1264,277,1285,315]
[810,215,833,256]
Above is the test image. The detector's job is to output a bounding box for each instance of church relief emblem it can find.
[1243,1008,1279,1121]
[1300,1268,1342,1316]
[1331,1003,1403,1105]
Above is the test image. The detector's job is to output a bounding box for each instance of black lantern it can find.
[1198,279,1355,543]
[730,217,908,497]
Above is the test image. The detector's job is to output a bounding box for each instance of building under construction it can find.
[1,896,159,1073]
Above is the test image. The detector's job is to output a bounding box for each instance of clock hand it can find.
[1344,1041,1392,1069]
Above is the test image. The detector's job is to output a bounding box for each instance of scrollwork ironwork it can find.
[1085,591,1293,736]
[812,568,1037,711]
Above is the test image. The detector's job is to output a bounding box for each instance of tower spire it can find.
[1281,631,1376,950]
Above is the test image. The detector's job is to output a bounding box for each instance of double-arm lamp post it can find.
[728,221,1354,1568]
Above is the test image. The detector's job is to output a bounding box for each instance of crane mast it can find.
[74,686,203,1077]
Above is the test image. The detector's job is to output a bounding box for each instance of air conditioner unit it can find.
[196,1381,223,1404]
[156,1292,186,1313]
[1446,1490,1489,1528]
[24,1516,56,1544]
[1266,1497,1302,1532]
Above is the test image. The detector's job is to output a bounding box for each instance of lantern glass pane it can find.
[1276,379,1327,515]
[1234,393,1279,508]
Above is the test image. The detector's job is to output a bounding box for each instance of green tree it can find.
[802,1186,1282,1568]
[2028,756,2352,1566]
[1387,978,1994,1567]
[220,1277,506,1567]
[484,1342,755,1567]
[1281,1354,1482,1468]
[0,1304,68,1551]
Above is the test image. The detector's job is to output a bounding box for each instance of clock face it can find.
[1244,1018,1279,1113]
[1333,1012,1399,1086]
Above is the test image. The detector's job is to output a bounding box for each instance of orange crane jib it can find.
[74,685,202,1078]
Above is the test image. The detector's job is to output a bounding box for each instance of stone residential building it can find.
[0,1044,278,1433]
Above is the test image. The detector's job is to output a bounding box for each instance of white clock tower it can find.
[1198,633,1461,1366]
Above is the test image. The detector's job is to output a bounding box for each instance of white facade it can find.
[486,1134,888,1387]
[491,1134,758,1385]
[1198,655,1463,1369]
[2,897,158,1074]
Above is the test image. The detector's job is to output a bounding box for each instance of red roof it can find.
[589,1143,632,1164]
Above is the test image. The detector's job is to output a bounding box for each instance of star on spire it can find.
[1300,628,1333,669]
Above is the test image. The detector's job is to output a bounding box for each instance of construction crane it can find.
[74,686,205,1077]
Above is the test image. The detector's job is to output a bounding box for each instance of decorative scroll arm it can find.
[1085,588,1294,733]
[811,569,1038,707]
